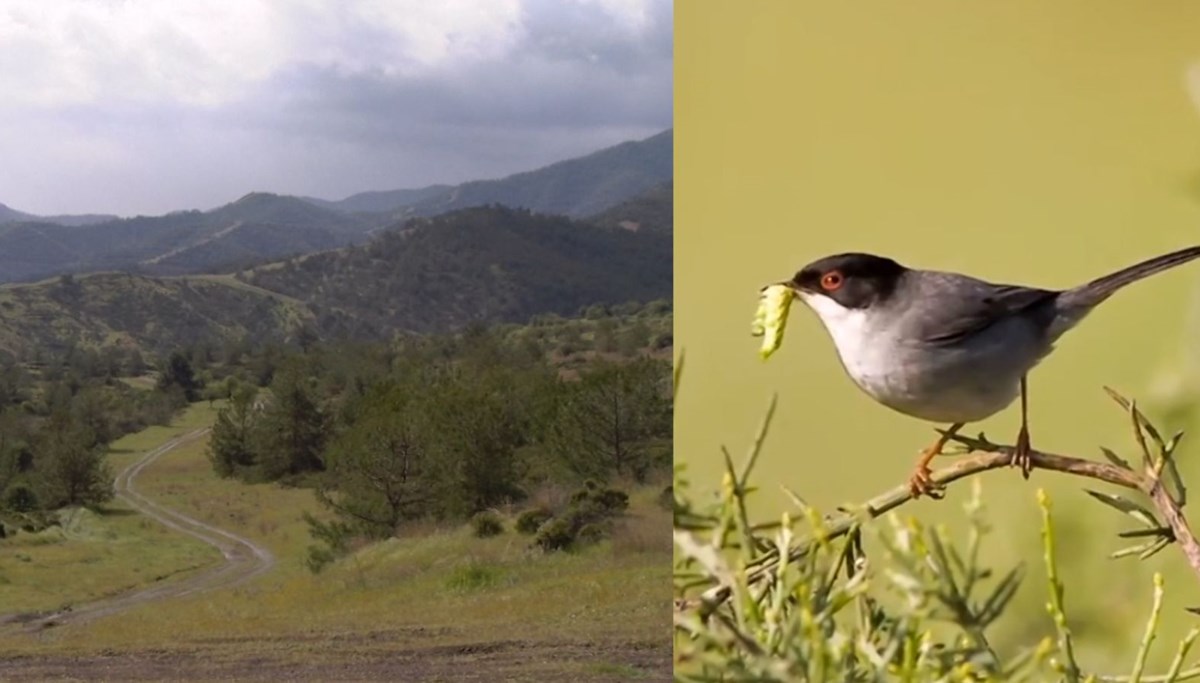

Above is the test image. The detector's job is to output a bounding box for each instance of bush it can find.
[515,506,553,535]
[3,484,38,513]
[532,484,630,551]
[673,385,1200,681]
[576,523,605,547]
[470,510,504,538]
[534,516,576,551]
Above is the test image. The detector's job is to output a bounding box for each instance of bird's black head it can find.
[789,252,907,309]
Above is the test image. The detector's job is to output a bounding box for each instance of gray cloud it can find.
[0,0,672,216]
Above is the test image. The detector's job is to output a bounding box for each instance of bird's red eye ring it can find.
[821,271,843,291]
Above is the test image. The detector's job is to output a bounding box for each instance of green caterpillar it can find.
[751,284,793,360]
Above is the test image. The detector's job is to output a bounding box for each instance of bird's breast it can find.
[808,299,1043,424]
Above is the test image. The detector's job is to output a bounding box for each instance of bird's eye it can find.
[821,271,843,291]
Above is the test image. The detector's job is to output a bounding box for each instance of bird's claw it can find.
[908,465,945,500]
[1010,426,1033,479]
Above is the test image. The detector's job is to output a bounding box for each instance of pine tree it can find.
[207,385,259,477]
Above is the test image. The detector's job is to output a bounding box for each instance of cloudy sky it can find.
[0,0,672,217]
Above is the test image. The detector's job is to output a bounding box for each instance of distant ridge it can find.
[307,128,673,219]
[0,129,672,284]
[0,201,116,227]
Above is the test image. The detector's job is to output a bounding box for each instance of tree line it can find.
[0,345,194,529]
[205,325,673,543]
[0,303,672,552]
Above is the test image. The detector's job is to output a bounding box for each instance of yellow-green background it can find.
[676,0,1200,668]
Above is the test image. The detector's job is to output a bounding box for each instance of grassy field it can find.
[0,403,670,681]
[0,406,221,616]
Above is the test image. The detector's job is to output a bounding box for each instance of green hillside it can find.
[239,205,672,337]
[0,194,376,284]
[0,203,671,359]
[587,180,672,234]
[0,274,308,359]
[0,131,673,284]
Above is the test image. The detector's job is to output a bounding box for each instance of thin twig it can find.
[679,434,1200,616]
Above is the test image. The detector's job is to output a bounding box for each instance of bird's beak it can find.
[780,280,804,299]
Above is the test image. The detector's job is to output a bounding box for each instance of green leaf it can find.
[1117,527,1174,539]
[1139,537,1171,561]
[978,565,1024,625]
[1084,489,1159,528]
[1099,446,1131,469]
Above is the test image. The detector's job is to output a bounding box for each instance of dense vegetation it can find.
[0,299,672,550]
[0,273,307,359]
[197,316,672,568]
[0,348,192,532]
[0,202,671,361]
[0,194,373,283]
[240,206,672,337]
[588,180,673,234]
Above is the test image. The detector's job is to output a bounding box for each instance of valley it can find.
[0,127,674,682]
[0,404,671,681]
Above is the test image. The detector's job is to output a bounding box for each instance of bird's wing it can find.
[910,275,1059,347]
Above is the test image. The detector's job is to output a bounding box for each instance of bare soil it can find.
[0,635,670,681]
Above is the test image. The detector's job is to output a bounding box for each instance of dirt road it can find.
[0,430,672,681]
[1,428,275,630]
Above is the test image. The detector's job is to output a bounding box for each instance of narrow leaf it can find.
[1099,446,1131,469]
[1139,538,1172,561]
[1112,542,1161,560]
[1085,489,1159,528]
[1118,527,1174,540]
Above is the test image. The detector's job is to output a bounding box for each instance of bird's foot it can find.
[1010,426,1033,479]
[907,456,945,500]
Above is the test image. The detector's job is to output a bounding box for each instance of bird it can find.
[782,245,1200,498]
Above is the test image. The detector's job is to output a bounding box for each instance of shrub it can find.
[534,516,576,551]
[3,484,38,513]
[515,507,553,535]
[470,510,504,538]
[532,483,630,551]
[576,523,605,547]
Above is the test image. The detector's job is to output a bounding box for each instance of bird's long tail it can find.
[1058,245,1200,310]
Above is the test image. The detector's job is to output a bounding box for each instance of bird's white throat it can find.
[797,292,873,365]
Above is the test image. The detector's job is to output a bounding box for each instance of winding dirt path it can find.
[2,428,275,630]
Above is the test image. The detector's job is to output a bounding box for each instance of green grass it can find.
[0,403,224,615]
[0,404,670,678]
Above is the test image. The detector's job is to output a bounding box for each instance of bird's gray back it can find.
[839,270,1057,423]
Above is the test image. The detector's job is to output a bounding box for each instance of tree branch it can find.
[676,423,1200,618]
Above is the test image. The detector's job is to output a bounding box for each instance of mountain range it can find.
[0,195,671,359]
[0,129,672,284]
[0,128,672,357]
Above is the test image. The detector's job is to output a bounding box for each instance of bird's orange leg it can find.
[908,422,964,499]
[1012,375,1033,479]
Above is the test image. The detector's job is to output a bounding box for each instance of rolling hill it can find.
[301,184,453,214]
[0,130,672,284]
[240,205,672,337]
[0,202,671,358]
[587,180,673,234]
[0,194,378,283]
[0,202,117,227]
[0,273,308,359]
[308,129,673,220]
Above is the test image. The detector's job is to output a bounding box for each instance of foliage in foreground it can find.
[673,409,1200,682]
